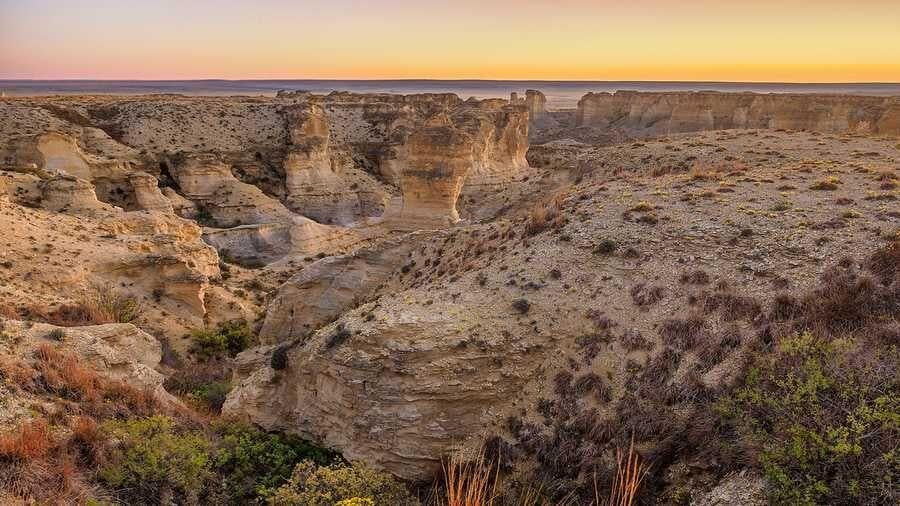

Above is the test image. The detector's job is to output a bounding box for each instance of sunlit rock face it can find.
[280,92,531,229]
[576,91,900,136]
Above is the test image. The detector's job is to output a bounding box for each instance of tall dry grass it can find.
[525,196,565,236]
[441,452,499,506]
[602,438,650,506]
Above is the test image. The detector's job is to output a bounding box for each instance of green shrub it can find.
[99,416,211,504]
[190,319,255,358]
[192,380,232,412]
[724,332,899,505]
[268,461,418,506]
[212,422,337,503]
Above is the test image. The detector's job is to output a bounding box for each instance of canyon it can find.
[1,89,898,504]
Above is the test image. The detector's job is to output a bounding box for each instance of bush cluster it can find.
[190,319,256,358]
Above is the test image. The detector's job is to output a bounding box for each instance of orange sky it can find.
[2,0,899,81]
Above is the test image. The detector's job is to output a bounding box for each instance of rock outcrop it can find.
[202,216,365,266]
[224,297,552,480]
[259,238,415,343]
[576,91,900,136]
[129,172,175,213]
[512,89,549,126]
[7,173,115,214]
[282,92,530,228]
[98,212,220,315]
[0,320,175,404]
[171,154,293,226]
[282,102,390,224]
[382,126,472,230]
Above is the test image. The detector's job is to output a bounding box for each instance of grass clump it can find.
[525,197,565,236]
[809,177,840,191]
[594,239,618,255]
[40,288,140,327]
[190,319,255,359]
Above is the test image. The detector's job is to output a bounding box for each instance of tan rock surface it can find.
[576,91,900,136]
[226,129,900,480]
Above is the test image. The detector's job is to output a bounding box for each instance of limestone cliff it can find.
[576,91,900,136]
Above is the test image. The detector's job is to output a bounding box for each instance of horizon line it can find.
[3,78,900,86]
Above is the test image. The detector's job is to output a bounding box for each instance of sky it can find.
[2,0,899,82]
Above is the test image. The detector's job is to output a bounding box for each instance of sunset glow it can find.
[2,0,899,82]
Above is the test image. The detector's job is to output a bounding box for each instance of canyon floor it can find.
[0,92,898,505]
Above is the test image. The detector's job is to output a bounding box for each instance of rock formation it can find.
[7,172,116,214]
[224,295,553,480]
[282,101,390,224]
[382,126,472,230]
[98,212,220,315]
[0,320,174,403]
[259,238,415,343]
[576,91,900,136]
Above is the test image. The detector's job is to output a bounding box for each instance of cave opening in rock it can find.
[157,160,179,190]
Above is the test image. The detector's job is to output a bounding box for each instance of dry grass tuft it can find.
[525,196,565,236]
[441,451,499,506]
[30,343,157,417]
[33,289,140,327]
[603,438,650,506]
[0,302,18,320]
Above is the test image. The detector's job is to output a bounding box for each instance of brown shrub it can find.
[31,344,158,418]
[0,419,52,461]
[660,316,706,350]
[37,290,140,327]
[35,343,103,402]
[68,416,106,467]
[867,240,899,286]
[573,373,612,403]
[619,329,654,352]
[701,291,761,321]
[679,270,711,285]
[0,354,38,390]
[630,283,665,307]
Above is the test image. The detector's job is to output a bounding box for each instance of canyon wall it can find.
[576,91,900,136]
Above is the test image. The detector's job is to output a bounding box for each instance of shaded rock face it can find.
[172,154,293,227]
[576,91,900,136]
[225,302,550,481]
[259,239,415,344]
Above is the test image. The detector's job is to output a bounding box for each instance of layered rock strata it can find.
[576,91,900,136]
